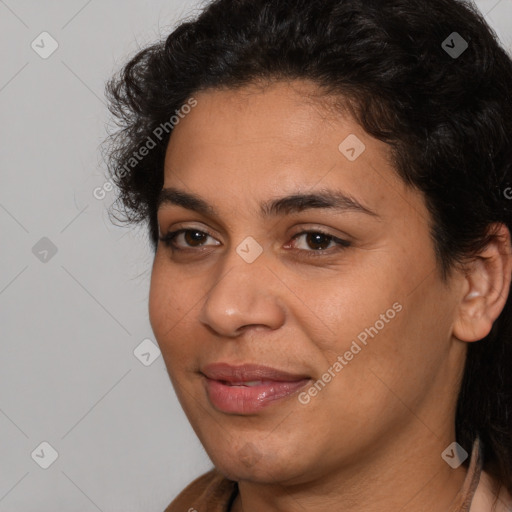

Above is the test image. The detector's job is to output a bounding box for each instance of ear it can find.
[453,223,512,343]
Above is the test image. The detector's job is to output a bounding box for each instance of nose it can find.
[198,253,286,337]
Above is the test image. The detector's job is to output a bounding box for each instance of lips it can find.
[201,363,311,414]
[202,362,310,383]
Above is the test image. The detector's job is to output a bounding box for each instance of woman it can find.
[104,0,512,510]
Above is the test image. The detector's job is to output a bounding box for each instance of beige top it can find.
[164,437,512,512]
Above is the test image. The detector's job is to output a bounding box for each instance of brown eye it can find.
[287,230,351,257]
[183,230,208,247]
[159,229,220,249]
[304,232,333,251]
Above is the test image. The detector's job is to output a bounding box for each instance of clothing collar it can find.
[449,436,483,512]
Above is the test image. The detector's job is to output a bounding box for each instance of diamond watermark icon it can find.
[339,134,366,162]
[238,442,263,468]
[31,32,59,59]
[441,442,468,469]
[31,441,59,469]
[236,236,263,264]
[134,338,161,367]
[442,32,468,59]
[32,237,58,263]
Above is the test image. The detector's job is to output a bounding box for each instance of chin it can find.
[208,440,309,485]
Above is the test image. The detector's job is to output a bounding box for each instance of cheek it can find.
[311,265,447,408]
[337,282,455,412]
[306,310,430,448]
[149,254,190,326]
[148,263,168,338]
[302,272,402,358]
[148,261,184,353]
[148,259,206,374]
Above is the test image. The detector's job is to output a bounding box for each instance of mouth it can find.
[200,363,312,414]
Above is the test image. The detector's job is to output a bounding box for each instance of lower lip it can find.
[203,376,311,414]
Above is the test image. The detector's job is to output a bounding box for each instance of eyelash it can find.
[158,228,351,258]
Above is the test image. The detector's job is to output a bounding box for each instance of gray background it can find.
[0,1,511,510]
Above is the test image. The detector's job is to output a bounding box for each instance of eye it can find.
[158,228,351,257]
[159,229,220,250]
[287,230,351,256]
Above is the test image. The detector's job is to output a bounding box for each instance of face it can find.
[149,80,467,485]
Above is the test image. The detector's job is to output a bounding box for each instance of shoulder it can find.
[163,468,238,512]
[470,470,512,512]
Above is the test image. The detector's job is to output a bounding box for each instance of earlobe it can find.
[452,223,512,343]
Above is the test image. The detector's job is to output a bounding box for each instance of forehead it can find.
[168,80,350,152]
[161,80,422,223]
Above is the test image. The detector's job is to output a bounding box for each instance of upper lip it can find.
[201,363,310,383]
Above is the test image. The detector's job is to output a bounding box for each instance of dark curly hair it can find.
[103,0,512,497]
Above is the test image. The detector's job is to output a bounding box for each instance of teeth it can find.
[226,380,264,387]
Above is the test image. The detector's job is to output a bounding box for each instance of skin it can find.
[148,80,512,512]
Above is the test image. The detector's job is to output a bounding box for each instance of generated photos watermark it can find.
[298,301,403,405]
[93,97,198,200]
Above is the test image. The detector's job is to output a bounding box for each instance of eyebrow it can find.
[156,187,379,218]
